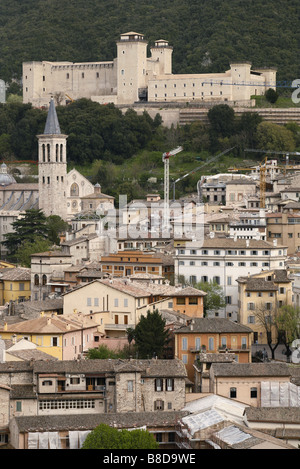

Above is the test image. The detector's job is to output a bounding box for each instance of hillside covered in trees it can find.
[0,0,299,85]
[1,99,299,201]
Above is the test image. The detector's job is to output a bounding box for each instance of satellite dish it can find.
[291,339,300,349]
[291,347,300,364]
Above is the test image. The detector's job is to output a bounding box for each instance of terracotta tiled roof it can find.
[0,267,31,281]
[175,317,252,334]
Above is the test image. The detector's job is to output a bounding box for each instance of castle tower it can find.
[116,32,148,104]
[150,40,173,75]
[37,98,68,220]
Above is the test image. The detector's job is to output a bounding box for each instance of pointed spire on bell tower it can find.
[44,97,61,135]
[37,98,68,220]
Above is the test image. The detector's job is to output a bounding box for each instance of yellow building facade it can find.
[0,267,31,305]
[237,269,293,344]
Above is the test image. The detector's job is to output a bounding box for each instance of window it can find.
[70,378,80,385]
[154,400,164,410]
[16,401,22,412]
[213,276,220,285]
[70,182,79,196]
[87,298,92,306]
[195,337,201,351]
[34,274,39,286]
[42,274,47,286]
[94,298,99,307]
[188,297,198,305]
[166,378,174,391]
[124,298,128,307]
[225,296,232,305]
[19,283,25,291]
[221,337,227,348]
[208,337,214,351]
[230,387,237,398]
[114,298,119,307]
[127,380,133,392]
[247,302,255,310]
[51,337,59,347]
[182,337,188,351]
[250,387,257,398]
[42,380,53,386]
[177,297,185,305]
[155,378,163,392]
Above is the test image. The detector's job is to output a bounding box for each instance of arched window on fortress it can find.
[47,144,50,162]
[60,144,63,162]
[70,183,79,197]
[42,144,46,162]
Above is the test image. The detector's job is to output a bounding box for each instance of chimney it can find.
[47,318,51,325]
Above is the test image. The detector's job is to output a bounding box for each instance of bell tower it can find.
[37,98,68,220]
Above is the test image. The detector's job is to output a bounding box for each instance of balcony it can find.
[104,323,134,331]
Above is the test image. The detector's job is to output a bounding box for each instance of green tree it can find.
[265,88,279,104]
[256,121,296,152]
[208,104,236,138]
[128,309,170,359]
[194,280,226,317]
[15,236,52,267]
[81,424,159,449]
[46,215,70,245]
[2,209,50,255]
[275,305,300,358]
[86,345,120,359]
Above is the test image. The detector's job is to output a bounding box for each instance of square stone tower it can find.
[37,98,68,220]
[116,32,148,104]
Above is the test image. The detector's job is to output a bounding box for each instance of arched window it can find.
[42,144,46,162]
[60,144,63,162]
[56,144,59,162]
[47,144,51,162]
[34,274,39,286]
[70,182,79,197]
[42,274,47,286]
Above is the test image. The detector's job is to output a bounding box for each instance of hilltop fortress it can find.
[23,32,276,109]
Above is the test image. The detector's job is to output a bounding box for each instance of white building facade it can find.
[174,238,288,320]
[23,32,277,108]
